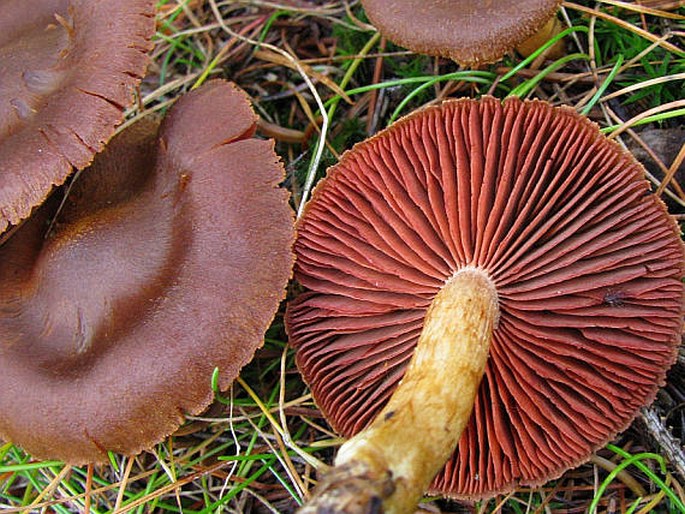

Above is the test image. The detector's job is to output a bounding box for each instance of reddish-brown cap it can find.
[361,0,562,64]
[0,0,155,234]
[286,97,684,499]
[0,80,295,464]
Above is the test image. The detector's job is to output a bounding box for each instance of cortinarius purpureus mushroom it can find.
[0,80,295,464]
[360,0,564,64]
[287,96,684,512]
[0,0,155,234]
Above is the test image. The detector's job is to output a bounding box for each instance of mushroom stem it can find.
[300,267,499,514]
[515,16,566,60]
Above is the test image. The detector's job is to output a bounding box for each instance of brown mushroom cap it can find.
[0,0,155,234]
[0,80,295,464]
[360,0,562,64]
[286,96,684,499]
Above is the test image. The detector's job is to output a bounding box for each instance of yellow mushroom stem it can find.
[300,267,500,514]
[515,16,566,60]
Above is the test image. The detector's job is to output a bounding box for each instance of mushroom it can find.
[359,0,564,65]
[286,96,684,512]
[0,0,155,234]
[0,80,295,464]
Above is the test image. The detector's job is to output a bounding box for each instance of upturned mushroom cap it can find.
[286,96,684,499]
[0,0,155,234]
[360,0,562,65]
[0,80,295,464]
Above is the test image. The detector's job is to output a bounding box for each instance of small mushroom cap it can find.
[360,0,562,65]
[286,97,684,499]
[0,80,295,464]
[0,0,155,234]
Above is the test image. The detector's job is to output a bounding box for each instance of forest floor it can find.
[1,1,685,513]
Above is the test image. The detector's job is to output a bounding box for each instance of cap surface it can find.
[0,80,295,464]
[361,0,562,64]
[0,0,155,234]
[286,97,684,498]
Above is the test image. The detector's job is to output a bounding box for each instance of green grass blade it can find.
[605,444,685,512]
[580,54,624,115]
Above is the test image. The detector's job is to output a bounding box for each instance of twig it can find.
[366,37,386,135]
[84,464,93,514]
[639,406,685,482]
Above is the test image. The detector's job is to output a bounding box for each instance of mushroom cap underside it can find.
[0,0,155,234]
[0,80,295,464]
[360,0,562,64]
[286,96,684,499]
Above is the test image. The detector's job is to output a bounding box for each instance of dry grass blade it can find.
[589,454,648,497]
[607,99,685,138]
[113,457,135,513]
[598,0,685,18]
[253,49,352,104]
[656,141,685,197]
[206,0,329,218]
[24,464,71,510]
[600,72,685,102]
[563,1,685,55]
[237,377,324,471]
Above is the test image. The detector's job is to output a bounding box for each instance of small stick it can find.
[84,464,93,514]
[639,406,685,482]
